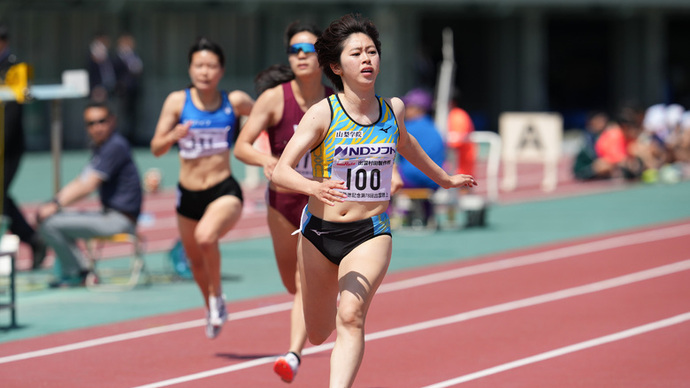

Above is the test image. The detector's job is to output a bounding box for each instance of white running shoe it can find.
[206,294,228,339]
[273,352,300,383]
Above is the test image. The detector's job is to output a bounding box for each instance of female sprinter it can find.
[150,37,254,339]
[272,14,477,388]
[234,21,334,383]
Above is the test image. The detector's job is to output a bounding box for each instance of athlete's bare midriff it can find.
[178,150,232,190]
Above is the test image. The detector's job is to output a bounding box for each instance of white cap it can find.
[643,103,667,134]
[666,104,685,129]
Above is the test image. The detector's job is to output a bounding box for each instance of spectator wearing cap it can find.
[397,88,446,189]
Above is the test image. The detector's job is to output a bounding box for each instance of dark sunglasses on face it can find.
[85,117,109,127]
[287,43,316,55]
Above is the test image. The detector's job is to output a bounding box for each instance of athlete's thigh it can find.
[196,195,243,240]
[298,235,339,325]
[267,206,299,292]
[338,235,392,310]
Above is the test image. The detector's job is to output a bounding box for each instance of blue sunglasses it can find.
[287,43,316,54]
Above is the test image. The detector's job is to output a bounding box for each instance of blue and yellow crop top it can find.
[311,94,399,201]
[177,89,237,159]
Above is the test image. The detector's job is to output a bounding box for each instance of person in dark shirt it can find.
[36,101,142,288]
[0,23,47,269]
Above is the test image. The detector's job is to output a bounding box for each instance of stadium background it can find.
[2,0,690,150]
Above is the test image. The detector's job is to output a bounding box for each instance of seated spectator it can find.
[640,103,676,170]
[394,89,446,227]
[572,110,614,180]
[594,105,650,180]
[36,102,142,288]
[673,111,690,164]
[662,104,687,164]
[397,88,446,189]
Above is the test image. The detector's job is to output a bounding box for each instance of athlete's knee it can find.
[336,302,365,332]
[194,229,219,251]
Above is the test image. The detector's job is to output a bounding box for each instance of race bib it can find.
[331,143,396,201]
[179,126,231,159]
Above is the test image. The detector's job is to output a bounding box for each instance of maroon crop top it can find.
[267,82,334,156]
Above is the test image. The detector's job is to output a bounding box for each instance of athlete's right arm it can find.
[272,100,347,206]
[150,91,189,157]
[233,86,281,180]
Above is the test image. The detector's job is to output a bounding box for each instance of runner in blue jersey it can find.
[150,37,254,340]
[272,14,477,388]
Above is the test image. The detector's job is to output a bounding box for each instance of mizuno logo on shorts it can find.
[310,229,331,236]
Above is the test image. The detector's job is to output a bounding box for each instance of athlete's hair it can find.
[188,37,225,68]
[254,63,295,95]
[284,20,322,50]
[315,13,381,91]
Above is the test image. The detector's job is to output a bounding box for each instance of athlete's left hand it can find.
[448,174,478,189]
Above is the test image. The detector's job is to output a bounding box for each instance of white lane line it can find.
[130,259,690,388]
[0,303,292,364]
[421,312,690,387]
[379,223,690,293]
[1,223,688,365]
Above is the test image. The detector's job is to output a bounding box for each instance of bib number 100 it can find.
[345,168,381,191]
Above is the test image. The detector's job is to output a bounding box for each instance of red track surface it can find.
[2,220,689,387]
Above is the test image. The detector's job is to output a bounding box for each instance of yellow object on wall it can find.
[2,62,33,103]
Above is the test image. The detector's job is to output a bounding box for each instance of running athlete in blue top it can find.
[234,21,334,383]
[150,37,254,340]
[272,14,477,388]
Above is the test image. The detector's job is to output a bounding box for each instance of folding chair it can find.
[85,232,149,291]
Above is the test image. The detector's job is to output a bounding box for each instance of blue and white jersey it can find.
[178,89,236,159]
[312,94,399,201]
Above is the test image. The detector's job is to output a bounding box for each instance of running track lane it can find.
[1,221,689,387]
[14,157,623,268]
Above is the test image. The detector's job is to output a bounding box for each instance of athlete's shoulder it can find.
[161,90,187,115]
[227,89,253,103]
[300,98,333,131]
[309,97,333,115]
[165,89,187,104]
[385,96,405,118]
[227,89,255,116]
[256,83,284,106]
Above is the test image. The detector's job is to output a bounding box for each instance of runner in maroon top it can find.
[234,21,333,383]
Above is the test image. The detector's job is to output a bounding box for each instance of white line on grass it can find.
[1,223,688,366]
